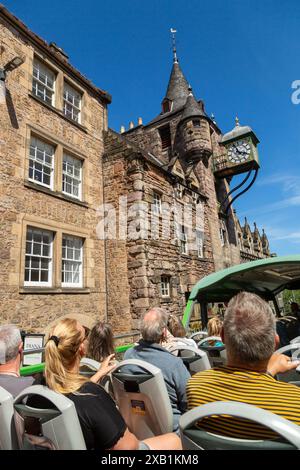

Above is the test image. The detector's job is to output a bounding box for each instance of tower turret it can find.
[175,88,212,165]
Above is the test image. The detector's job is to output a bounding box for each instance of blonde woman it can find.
[200,316,224,347]
[207,316,223,338]
[45,318,181,450]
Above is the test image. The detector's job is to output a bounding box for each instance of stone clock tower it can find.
[103,40,270,329]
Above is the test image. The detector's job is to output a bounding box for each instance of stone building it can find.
[0,6,114,332]
[104,55,270,330]
[0,5,270,334]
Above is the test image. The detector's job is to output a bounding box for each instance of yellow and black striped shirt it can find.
[187,366,300,439]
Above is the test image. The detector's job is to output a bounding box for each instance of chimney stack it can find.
[129,121,134,129]
[138,117,143,126]
[120,125,125,133]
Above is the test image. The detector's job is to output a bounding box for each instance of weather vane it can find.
[170,28,178,63]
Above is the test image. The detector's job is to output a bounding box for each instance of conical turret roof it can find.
[180,89,205,122]
[163,61,190,111]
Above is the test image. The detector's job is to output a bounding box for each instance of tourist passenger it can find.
[162,313,198,352]
[200,316,224,347]
[0,324,34,396]
[187,292,300,439]
[45,318,181,450]
[124,307,191,432]
[87,321,114,363]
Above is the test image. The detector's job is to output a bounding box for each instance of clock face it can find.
[227,140,251,164]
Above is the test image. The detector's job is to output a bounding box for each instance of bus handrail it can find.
[20,342,135,376]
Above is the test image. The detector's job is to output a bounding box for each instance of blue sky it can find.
[3,0,300,255]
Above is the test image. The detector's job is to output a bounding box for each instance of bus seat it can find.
[0,386,16,450]
[167,345,211,374]
[13,385,86,450]
[290,336,300,344]
[198,336,227,367]
[276,344,300,383]
[79,357,118,397]
[189,331,208,342]
[111,359,173,439]
[79,357,101,376]
[179,401,300,450]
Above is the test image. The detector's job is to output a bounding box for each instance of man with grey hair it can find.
[124,307,191,432]
[187,292,300,439]
[0,325,34,397]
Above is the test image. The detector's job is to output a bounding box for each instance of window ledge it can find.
[20,287,91,295]
[161,297,172,303]
[24,180,89,208]
[180,253,212,262]
[29,93,88,134]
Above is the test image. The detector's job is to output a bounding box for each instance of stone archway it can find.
[43,313,96,336]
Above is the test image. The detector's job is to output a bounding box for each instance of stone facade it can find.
[0,6,271,335]
[104,61,271,330]
[0,6,110,331]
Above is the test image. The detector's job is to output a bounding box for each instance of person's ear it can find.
[162,327,167,341]
[79,342,86,357]
[19,341,23,353]
[275,333,280,349]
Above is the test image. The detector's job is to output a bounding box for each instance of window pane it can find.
[32,60,55,104]
[33,232,42,243]
[29,137,54,188]
[41,259,49,270]
[24,227,52,286]
[33,244,41,256]
[31,270,39,282]
[63,83,81,123]
[62,236,83,285]
[62,154,82,199]
[40,270,48,283]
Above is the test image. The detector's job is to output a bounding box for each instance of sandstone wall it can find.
[0,15,108,332]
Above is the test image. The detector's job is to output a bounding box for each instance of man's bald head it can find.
[140,307,168,343]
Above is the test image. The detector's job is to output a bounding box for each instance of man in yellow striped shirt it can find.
[187,292,300,439]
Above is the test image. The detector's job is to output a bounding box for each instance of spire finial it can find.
[235,116,240,127]
[170,28,178,63]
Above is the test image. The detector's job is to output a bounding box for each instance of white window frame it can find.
[24,227,53,287]
[197,231,204,258]
[180,225,188,255]
[220,226,226,247]
[62,153,82,200]
[161,276,171,298]
[29,137,54,189]
[153,192,162,215]
[63,82,82,123]
[175,184,184,199]
[32,58,55,105]
[62,235,83,288]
